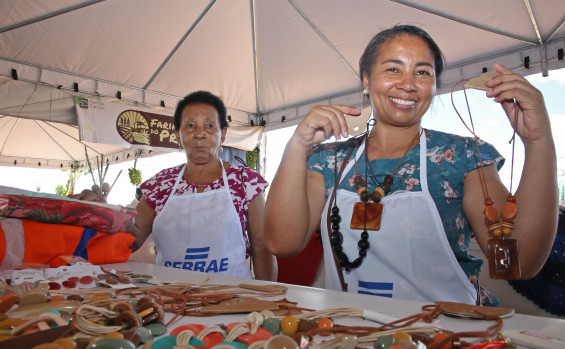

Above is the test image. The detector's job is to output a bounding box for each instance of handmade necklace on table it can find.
[452,77,521,280]
[329,122,422,271]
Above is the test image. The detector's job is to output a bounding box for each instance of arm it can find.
[463,63,558,279]
[246,193,277,281]
[130,198,155,252]
[264,105,360,256]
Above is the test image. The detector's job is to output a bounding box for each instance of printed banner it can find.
[75,96,264,151]
[75,96,179,151]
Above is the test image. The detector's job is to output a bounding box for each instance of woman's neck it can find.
[184,158,224,185]
[366,124,421,160]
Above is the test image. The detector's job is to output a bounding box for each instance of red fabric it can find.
[0,193,135,234]
[276,231,323,286]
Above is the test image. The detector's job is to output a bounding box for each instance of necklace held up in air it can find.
[329,123,422,271]
[453,76,521,280]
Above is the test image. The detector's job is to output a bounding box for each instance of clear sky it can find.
[2,68,565,206]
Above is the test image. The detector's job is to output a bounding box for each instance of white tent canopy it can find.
[1,0,564,152]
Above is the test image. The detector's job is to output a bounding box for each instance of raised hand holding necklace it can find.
[452,79,521,280]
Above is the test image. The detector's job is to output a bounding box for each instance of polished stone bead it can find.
[297,319,317,332]
[336,251,349,266]
[361,231,369,240]
[332,223,340,231]
[359,249,367,257]
[373,335,394,349]
[331,206,340,215]
[145,323,167,336]
[393,332,411,341]
[316,318,333,336]
[330,214,341,224]
[358,239,370,250]
[280,315,298,335]
[262,318,281,335]
[134,326,153,344]
[360,190,370,202]
[350,257,362,269]
[330,232,343,246]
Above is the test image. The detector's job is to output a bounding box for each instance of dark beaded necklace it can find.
[330,129,379,271]
[329,127,422,272]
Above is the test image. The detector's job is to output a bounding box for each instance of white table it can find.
[103,262,565,348]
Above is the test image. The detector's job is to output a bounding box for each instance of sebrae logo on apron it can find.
[163,246,229,273]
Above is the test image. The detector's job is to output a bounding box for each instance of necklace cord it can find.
[451,80,517,199]
[364,127,422,186]
[328,141,358,290]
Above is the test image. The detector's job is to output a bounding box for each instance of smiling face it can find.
[362,34,436,128]
[175,103,227,165]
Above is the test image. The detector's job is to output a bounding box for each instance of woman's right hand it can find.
[290,105,361,149]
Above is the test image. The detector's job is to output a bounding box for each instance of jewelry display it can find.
[0,261,522,348]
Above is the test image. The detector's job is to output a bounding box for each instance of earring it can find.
[362,89,370,109]
[219,145,224,153]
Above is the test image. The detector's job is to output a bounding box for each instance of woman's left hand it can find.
[486,62,552,144]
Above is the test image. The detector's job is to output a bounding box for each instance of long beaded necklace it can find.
[329,125,422,272]
[452,77,521,280]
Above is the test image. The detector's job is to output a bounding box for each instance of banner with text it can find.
[75,96,179,152]
[75,96,263,151]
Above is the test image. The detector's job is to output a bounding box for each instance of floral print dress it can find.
[307,129,504,306]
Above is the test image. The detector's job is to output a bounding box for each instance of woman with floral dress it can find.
[264,25,557,305]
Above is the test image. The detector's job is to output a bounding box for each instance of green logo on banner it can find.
[74,96,88,109]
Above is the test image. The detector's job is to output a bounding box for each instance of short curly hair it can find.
[174,91,228,130]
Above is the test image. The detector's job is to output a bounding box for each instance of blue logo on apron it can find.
[358,281,393,297]
[164,247,229,273]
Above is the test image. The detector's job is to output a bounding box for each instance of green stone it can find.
[145,322,167,336]
[262,318,281,335]
[373,335,394,349]
[134,326,153,343]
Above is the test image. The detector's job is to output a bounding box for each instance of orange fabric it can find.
[22,220,83,265]
[18,220,134,267]
[86,232,134,265]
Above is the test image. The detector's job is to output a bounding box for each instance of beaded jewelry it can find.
[329,122,422,272]
[452,77,521,280]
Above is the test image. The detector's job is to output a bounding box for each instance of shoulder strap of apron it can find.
[234,156,254,272]
[326,140,359,292]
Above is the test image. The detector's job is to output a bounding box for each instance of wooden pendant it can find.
[487,238,521,280]
[350,202,383,231]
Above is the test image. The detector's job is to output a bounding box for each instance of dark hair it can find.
[174,90,228,130]
[359,25,444,86]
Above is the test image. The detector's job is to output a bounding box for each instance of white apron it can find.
[152,162,252,279]
[321,132,477,304]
